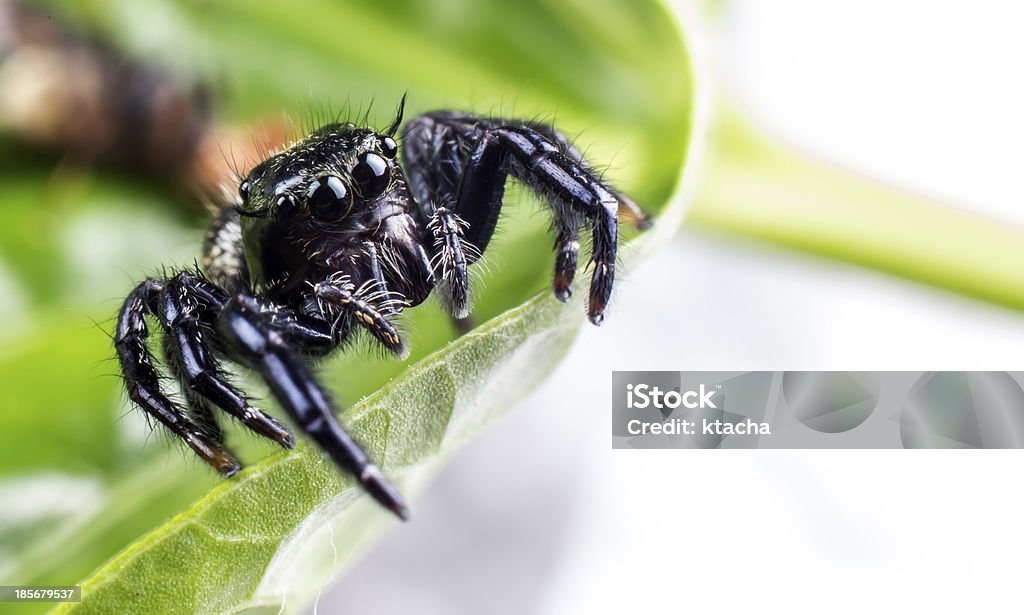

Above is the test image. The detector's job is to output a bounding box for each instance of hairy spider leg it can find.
[523,120,654,232]
[218,293,409,520]
[115,279,241,475]
[520,120,652,299]
[463,121,616,324]
[118,269,409,520]
[160,271,407,487]
[273,309,338,356]
[161,334,226,443]
[402,112,647,324]
[159,272,296,448]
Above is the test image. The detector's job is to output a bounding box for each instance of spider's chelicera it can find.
[115,98,653,520]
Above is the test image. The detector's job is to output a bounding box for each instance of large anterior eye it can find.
[351,152,390,197]
[306,175,351,221]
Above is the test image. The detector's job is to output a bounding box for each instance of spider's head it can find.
[237,122,407,227]
[235,115,411,281]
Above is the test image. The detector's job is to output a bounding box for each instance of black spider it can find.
[115,97,653,520]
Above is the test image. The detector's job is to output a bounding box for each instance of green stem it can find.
[688,109,1024,311]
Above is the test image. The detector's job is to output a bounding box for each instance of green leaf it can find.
[0,1,701,614]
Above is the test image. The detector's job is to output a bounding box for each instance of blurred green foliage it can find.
[0,0,693,612]
[690,107,1024,312]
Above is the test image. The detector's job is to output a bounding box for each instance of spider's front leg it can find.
[159,272,296,449]
[115,278,242,475]
[118,270,408,519]
[117,271,300,473]
[217,293,409,520]
[403,112,653,324]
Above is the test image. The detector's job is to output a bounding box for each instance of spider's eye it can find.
[276,193,299,215]
[306,175,351,221]
[351,152,390,197]
[380,136,398,159]
[238,180,250,202]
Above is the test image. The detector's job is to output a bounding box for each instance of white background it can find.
[322,1,1024,613]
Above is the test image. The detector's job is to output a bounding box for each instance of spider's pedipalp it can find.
[427,206,472,318]
[313,279,407,358]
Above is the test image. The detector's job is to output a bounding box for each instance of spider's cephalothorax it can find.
[115,99,653,519]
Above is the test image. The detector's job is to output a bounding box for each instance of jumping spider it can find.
[115,98,653,519]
